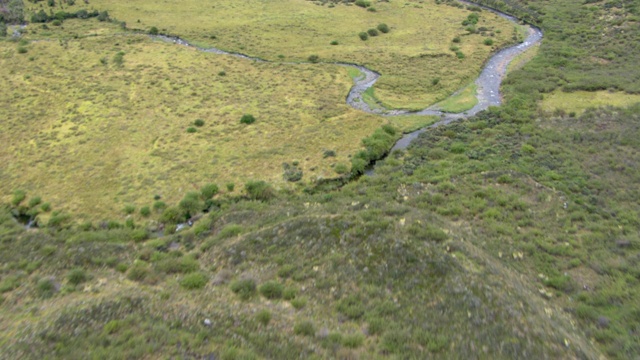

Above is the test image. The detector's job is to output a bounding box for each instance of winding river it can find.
[156,4,542,156]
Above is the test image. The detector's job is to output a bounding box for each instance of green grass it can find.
[540,90,640,115]
[0,19,385,220]
[435,83,478,113]
[60,0,516,109]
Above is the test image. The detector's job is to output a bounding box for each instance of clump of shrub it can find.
[186,127,197,133]
[337,295,365,320]
[180,272,208,289]
[330,40,339,45]
[123,204,136,215]
[377,23,390,33]
[245,180,274,201]
[291,297,307,309]
[149,26,159,35]
[240,114,256,124]
[230,279,257,300]
[294,321,315,337]
[483,38,494,46]
[283,162,303,182]
[127,263,150,282]
[259,281,284,299]
[308,54,319,63]
[367,28,379,37]
[67,268,87,286]
[355,0,370,8]
[256,309,272,326]
[194,119,205,127]
[140,206,151,217]
[201,183,219,199]
[359,32,369,41]
[36,277,57,298]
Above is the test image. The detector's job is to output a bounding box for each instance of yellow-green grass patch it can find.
[506,43,539,74]
[0,22,384,221]
[36,0,517,109]
[540,90,640,115]
[435,83,478,113]
[390,115,440,133]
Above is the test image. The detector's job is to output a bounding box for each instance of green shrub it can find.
[367,28,379,37]
[377,23,390,33]
[97,11,109,22]
[127,263,150,282]
[330,40,339,45]
[245,180,274,201]
[230,279,257,300]
[291,297,307,309]
[240,114,256,124]
[334,163,349,175]
[358,32,368,41]
[194,119,205,127]
[452,36,461,43]
[308,54,319,63]
[218,71,226,76]
[226,183,235,192]
[483,38,494,46]
[294,321,315,337]
[259,281,284,299]
[355,0,370,8]
[36,277,56,298]
[67,268,87,285]
[28,196,42,208]
[51,19,62,26]
[201,183,219,199]
[456,51,465,59]
[153,201,167,211]
[179,192,203,217]
[337,295,365,320]
[180,272,208,289]
[140,206,151,217]
[40,202,52,212]
[342,333,365,348]
[123,204,136,215]
[149,26,159,35]
[11,190,26,206]
[0,275,21,293]
[283,287,297,300]
[256,309,272,326]
[186,127,197,133]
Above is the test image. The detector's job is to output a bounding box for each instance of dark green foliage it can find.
[0,22,7,37]
[240,114,256,124]
[230,279,257,300]
[355,0,370,8]
[179,192,203,217]
[307,54,319,63]
[226,183,235,192]
[244,180,274,201]
[377,23,390,33]
[193,119,205,127]
[367,28,379,37]
[201,183,219,199]
[67,268,87,285]
[358,32,368,41]
[330,40,339,45]
[452,36,461,43]
[293,321,315,337]
[483,38,494,46]
[179,272,208,289]
[97,11,109,22]
[186,127,197,133]
[113,51,125,66]
[148,26,159,35]
[139,206,151,217]
[259,281,284,299]
[0,275,21,293]
[282,287,296,300]
[291,297,307,310]
[123,204,135,215]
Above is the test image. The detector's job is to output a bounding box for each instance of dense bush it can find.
[179,272,208,289]
[358,32,368,41]
[230,279,257,300]
[367,28,379,36]
[377,23,390,33]
[240,114,256,124]
[245,180,274,201]
[148,26,159,35]
[67,268,87,286]
[259,281,284,299]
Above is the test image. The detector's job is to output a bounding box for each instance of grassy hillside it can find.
[2,0,640,359]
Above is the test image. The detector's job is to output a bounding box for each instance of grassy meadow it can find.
[31,0,519,109]
[541,90,640,116]
[0,19,387,221]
